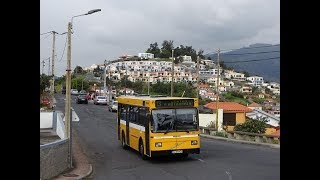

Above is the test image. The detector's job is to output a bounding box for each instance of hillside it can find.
[206,43,280,82]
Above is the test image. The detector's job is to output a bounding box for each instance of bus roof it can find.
[117,95,198,108]
[117,95,196,101]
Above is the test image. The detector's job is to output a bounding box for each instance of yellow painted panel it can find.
[265,127,276,135]
[236,112,246,124]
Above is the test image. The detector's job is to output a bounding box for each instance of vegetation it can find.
[146,40,205,63]
[199,97,212,105]
[40,74,51,93]
[221,92,249,106]
[234,117,269,134]
[215,131,227,138]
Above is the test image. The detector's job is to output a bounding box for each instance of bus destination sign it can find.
[155,99,194,107]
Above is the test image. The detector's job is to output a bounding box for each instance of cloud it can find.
[41,0,279,76]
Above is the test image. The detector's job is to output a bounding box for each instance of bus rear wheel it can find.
[139,141,147,160]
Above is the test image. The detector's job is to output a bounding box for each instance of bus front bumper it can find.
[150,148,200,157]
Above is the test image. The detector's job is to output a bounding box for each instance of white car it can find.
[94,96,108,105]
[108,101,118,112]
[70,89,78,95]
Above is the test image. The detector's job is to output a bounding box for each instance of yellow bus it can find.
[117,95,200,160]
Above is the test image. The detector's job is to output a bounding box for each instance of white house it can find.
[224,70,246,81]
[246,108,280,127]
[240,86,252,93]
[246,76,264,86]
[138,53,154,59]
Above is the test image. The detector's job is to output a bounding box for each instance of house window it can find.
[223,113,236,126]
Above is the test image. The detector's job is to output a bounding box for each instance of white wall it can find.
[199,109,223,131]
[56,112,66,139]
[40,112,53,129]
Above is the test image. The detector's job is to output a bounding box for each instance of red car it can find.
[41,98,50,106]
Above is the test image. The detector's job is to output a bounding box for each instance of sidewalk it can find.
[53,131,93,180]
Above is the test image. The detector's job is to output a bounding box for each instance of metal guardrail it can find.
[199,126,280,144]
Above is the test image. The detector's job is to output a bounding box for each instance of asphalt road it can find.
[54,94,280,180]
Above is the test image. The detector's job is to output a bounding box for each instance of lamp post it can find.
[64,9,101,168]
[104,60,107,96]
[171,49,174,97]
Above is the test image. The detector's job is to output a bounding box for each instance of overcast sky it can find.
[40,0,279,77]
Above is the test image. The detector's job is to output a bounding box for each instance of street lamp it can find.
[104,60,107,96]
[64,9,101,168]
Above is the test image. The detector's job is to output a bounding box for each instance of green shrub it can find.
[234,117,268,134]
[215,131,227,138]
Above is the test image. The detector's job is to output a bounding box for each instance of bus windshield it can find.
[151,108,198,133]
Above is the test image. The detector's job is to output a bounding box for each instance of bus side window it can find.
[120,104,128,121]
[129,106,136,122]
[138,107,149,126]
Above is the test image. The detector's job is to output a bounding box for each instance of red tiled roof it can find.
[204,102,253,112]
[248,102,262,107]
[271,129,280,136]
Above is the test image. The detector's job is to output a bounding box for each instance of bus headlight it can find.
[155,142,162,147]
[191,140,198,145]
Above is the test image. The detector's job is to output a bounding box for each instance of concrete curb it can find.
[76,164,93,180]
[200,134,280,149]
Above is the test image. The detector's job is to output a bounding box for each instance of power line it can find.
[223,57,280,64]
[220,44,280,52]
[40,33,51,40]
[59,35,68,62]
[204,44,280,54]
[220,50,279,56]
[40,31,52,36]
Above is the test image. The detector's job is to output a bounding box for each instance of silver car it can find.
[108,101,118,112]
[94,96,108,105]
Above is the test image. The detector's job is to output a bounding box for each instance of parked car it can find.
[108,101,118,112]
[94,96,108,105]
[71,89,79,95]
[79,90,87,95]
[41,98,50,106]
[76,94,88,104]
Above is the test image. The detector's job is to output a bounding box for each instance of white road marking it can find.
[226,171,232,180]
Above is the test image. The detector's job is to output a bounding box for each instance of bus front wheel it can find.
[139,140,147,160]
[122,132,128,150]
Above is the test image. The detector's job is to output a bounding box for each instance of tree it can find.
[71,76,90,91]
[234,117,269,134]
[146,42,161,58]
[73,66,85,75]
[160,40,174,58]
[197,49,205,59]
[208,56,212,60]
[242,71,250,77]
[40,74,51,93]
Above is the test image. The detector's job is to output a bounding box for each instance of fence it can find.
[199,126,280,144]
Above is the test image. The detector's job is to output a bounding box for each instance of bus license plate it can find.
[172,150,183,154]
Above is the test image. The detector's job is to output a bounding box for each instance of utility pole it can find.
[108,72,112,102]
[104,60,107,96]
[124,63,127,96]
[41,60,45,74]
[51,31,57,95]
[197,56,200,99]
[171,49,174,97]
[147,75,150,95]
[82,79,84,90]
[48,57,51,75]
[215,48,220,131]
[65,21,72,141]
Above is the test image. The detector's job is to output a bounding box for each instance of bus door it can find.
[144,108,150,156]
[125,105,130,146]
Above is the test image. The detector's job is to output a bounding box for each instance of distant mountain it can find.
[206,43,280,83]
